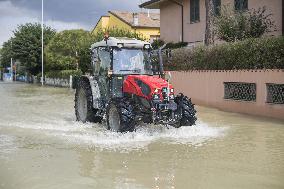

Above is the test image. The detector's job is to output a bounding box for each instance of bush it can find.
[163,36,284,71]
[165,42,188,49]
[214,6,275,42]
[45,70,82,79]
[151,39,165,49]
[151,39,188,50]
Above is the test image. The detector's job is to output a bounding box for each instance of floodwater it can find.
[0,82,283,189]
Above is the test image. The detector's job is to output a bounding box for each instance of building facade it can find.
[140,0,283,44]
[91,11,160,42]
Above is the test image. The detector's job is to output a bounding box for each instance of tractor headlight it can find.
[170,88,174,93]
[154,88,159,93]
[153,94,160,100]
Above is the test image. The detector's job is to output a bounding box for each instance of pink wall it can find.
[171,70,284,120]
[160,1,183,42]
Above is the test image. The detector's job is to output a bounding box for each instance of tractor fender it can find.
[79,75,101,109]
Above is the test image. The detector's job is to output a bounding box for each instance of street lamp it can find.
[41,0,44,86]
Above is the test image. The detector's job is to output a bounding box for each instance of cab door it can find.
[95,47,111,105]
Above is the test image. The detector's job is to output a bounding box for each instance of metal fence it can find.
[266,84,284,104]
[224,82,284,104]
[224,82,256,101]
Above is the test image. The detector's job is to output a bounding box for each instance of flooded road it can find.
[0,82,283,189]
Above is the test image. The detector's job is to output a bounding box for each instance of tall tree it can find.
[45,29,95,73]
[0,40,13,70]
[205,0,215,45]
[93,27,146,42]
[11,23,55,75]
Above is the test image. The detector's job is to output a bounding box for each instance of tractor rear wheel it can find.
[75,79,102,123]
[175,94,197,127]
[106,98,136,132]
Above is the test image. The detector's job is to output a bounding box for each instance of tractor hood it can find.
[123,75,173,99]
[131,75,170,88]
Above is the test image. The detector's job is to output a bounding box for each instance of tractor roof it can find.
[91,37,150,49]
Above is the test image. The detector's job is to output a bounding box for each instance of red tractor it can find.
[75,37,197,132]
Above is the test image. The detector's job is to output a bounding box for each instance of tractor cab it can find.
[90,37,160,99]
[91,37,154,75]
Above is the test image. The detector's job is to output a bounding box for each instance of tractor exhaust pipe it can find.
[158,44,167,79]
[167,72,172,101]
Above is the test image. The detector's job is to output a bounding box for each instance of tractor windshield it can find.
[113,48,153,75]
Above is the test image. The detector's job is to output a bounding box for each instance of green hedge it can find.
[164,36,284,71]
[151,39,188,50]
[45,70,82,79]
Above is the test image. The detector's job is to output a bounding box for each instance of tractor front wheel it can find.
[106,98,136,132]
[175,94,197,127]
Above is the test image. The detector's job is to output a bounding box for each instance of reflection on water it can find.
[0,82,283,189]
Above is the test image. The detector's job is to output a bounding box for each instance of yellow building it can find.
[91,11,160,42]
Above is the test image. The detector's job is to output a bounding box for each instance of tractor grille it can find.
[162,87,168,99]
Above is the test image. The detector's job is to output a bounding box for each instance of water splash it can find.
[52,120,227,151]
[1,119,227,152]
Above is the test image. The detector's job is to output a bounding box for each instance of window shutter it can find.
[235,0,240,10]
[195,0,200,21]
[214,0,221,15]
[243,0,248,10]
[190,0,194,22]
[235,0,248,11]
[190,0,200,22]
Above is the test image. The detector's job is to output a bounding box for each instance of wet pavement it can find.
[0,82,283,189]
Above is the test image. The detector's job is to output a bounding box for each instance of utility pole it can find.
[10,41,13,81]
[14,63,16,81]
[10,58,13,81]
[41,0,44,86]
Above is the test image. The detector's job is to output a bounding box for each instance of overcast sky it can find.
[0,0,151,47]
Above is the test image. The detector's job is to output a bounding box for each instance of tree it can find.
[11,23,56,75]
[205,0,215,45]
[214,6,275,42]
[93,27,146,42]
[45,29,95,73]
[0,40,13,70]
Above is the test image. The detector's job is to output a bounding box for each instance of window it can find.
[235,0,248,11]
[91,48,100,75]
[113,48,152,75]
[190,0,200,23]
[98,47,111,75]
[213,0,221,16]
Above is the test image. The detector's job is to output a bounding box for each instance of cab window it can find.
[91,48,99,75]
[98,47,111,75]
